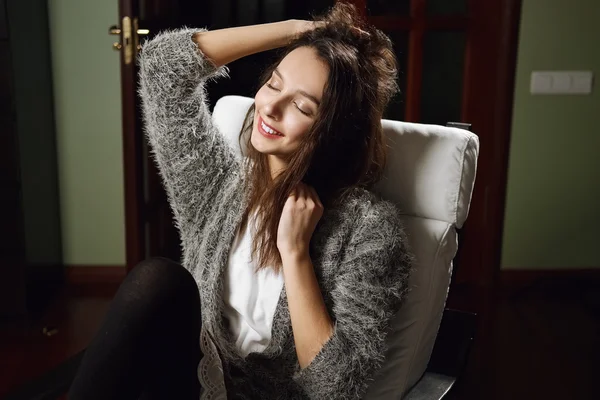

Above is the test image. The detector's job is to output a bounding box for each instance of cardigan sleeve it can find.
[137,27,239,235]
[292,199,413,399]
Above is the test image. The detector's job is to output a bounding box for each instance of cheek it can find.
[254,87,268,109]
[284,118,313,143]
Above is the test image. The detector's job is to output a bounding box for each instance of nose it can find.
[263,97,283,121]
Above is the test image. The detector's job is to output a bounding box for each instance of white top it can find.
[198,211,285,399]
[223,210,285,356]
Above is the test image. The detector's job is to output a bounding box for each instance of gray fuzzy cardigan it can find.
[138,28,412,400]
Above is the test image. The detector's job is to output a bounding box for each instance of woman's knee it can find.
[126,257,199,301]
[133,257,181,276]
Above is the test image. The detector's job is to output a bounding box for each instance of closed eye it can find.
[294,103,310,116]
[266,83,312,116]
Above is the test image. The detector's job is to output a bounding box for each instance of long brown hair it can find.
[238,2,399,273]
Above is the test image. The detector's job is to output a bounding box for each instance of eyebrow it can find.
[273,68,321,107]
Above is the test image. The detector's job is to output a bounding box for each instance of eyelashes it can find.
[295,104,310,116]
[265,83,311,116]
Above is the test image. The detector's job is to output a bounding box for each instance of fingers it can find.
[292,183,323,208]
[297,184,307,201]
[307,186,323,208]
[350,26,370,37]
[294,20,322,39]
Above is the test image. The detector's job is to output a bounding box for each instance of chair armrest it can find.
[427,308,477,378]
[403,309,477,400]
[403,372,456,400]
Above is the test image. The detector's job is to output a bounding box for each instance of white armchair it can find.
[19,95,479,400]
[213,95,480,400]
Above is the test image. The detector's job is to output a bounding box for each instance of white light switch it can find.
[530,71,593,94]
[571,72,594,94]
[531,73,552,93]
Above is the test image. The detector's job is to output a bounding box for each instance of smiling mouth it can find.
[258,116,284,137]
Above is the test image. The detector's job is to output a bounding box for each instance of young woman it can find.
[69,3,412,400]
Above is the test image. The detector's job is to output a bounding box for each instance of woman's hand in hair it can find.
[291,20,326,40]
[277,182,324,260]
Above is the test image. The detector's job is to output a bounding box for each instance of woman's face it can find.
[252,46,329,160]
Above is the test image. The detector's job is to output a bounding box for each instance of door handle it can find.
[108,20,150,63]
[108,26,150,36]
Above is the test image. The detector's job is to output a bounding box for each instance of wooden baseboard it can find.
[500,268,600,290]
[65,265,127,285]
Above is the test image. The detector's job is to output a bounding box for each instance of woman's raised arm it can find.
[137,21,310,238]
[192,20,310,66]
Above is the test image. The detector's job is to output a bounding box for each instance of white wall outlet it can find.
[530,71,593,94]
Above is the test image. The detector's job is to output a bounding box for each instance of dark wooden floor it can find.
[1,277,598,399]
[486,278,599,400]
[0,284,118,399]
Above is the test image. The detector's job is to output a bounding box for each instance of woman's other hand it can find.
[277,182,324,259]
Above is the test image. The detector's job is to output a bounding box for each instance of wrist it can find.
[279,245,310,263]
[263,20,298,48]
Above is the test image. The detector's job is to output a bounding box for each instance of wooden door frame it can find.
[457,0,523,301]
[456,4,523,394]
[118,0,146,270]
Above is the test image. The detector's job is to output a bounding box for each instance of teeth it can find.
[261,120,282,136]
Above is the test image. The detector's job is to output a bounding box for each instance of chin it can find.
[250,127,271,154]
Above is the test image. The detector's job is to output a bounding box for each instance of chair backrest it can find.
[212,95,479,398]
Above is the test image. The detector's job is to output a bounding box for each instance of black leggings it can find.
[68,258,202,400]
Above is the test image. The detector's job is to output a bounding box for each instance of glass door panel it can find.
[383,30,409,121]
[426,0,468,16]
[420,30,466,124]
[367,0,410,16]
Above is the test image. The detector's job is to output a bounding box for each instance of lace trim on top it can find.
[198,326,228,400]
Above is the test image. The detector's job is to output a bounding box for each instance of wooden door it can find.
[348,0,522,314]
[115,0,521,308]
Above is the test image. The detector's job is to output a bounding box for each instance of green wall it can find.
[502,0,600,269]
[44,0,599,268]
[48,0,125,266]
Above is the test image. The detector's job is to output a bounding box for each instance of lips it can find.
[258,116,284,137]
